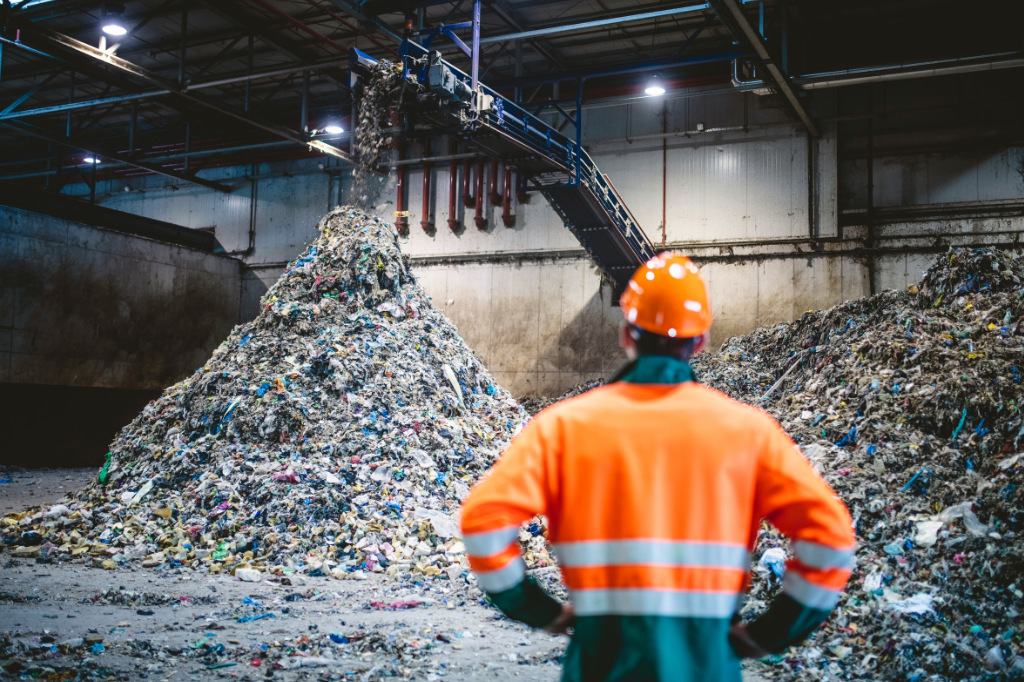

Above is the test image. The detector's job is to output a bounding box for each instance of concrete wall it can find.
[0,205,242,390]
[54,73,1023,398]
[0,204,242,465]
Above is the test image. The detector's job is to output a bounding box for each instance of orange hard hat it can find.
[619,252,712,338]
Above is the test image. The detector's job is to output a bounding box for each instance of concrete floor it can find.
[0,470,771,681]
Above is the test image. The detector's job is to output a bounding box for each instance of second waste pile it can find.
[692,248,1024,682]
[1,207,534,582]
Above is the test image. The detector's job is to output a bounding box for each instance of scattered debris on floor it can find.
[1,207,530,588]
[0,564,569,682]
[693,248,1024,681]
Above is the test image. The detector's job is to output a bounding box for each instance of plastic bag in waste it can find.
[940,501,988,536]
[759,547,787,579]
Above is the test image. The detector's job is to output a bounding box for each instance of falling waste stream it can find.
[1,55,1022,682]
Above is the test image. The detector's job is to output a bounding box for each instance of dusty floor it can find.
[0,470,770,681]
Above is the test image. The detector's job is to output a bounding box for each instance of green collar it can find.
[609,355,697,385]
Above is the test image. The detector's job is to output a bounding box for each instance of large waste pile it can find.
[693,248,1024,681]
[1,207,529,583]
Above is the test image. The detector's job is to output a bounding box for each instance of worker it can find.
[459,253,856,682]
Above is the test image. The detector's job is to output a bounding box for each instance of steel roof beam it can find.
[0,119,234,192]
[479,3,713,45]
[7,19,352,161]
[707,0,818,136]
[494,50,747,88]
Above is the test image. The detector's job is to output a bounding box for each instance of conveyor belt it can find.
[351,45,657,292]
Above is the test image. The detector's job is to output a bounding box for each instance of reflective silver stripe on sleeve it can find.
[474,557,526,594]
[551,540,749,569]
[462,526,521,558]
[782,571,842,610]
[792,540,856,570]
[571,589,738,618]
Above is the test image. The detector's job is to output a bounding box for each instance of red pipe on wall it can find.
[502,164,515,228]
[474,158,487,230]
[447,139,459,232]
[421,161,433,233]
[461,159,475,207]
[395,142,409,235]
[488,159,501,204]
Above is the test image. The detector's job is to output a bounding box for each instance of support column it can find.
[178,3,188,86]
[245,35,253,112]
[129,100,137,159]
[301,69,309,134]
[866,87,876,296]
[514,40,522,103]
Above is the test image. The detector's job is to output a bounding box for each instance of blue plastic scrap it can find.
[951,408,968,440]
[835,426,857,447]
[237,613,276,624]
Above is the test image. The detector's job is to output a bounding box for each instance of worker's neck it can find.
[612,354,696,385]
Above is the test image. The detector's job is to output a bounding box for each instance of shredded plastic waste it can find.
[693,248,1024,681]
[1,207,532,584]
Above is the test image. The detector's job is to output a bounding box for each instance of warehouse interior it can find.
[1,0,1024,678]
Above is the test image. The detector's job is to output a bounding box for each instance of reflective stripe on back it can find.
[571,588,738,618]
[463,525,521,558]
[782,571,842,610]
[792,540,856,570]
[473,556,526,593]
[552,539,749,569]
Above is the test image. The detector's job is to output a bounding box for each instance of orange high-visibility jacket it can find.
[460,358,855,681]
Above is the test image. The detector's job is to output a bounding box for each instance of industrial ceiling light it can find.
[101,4,128,36]
[83,156,97,164]
[644,74,666,96]
[322,115,344,135]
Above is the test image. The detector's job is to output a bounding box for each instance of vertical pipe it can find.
[474,157,486,230]
[758,2,764,38]
[421,159,433,233]
[470,0,480,92]
[780,0,788,74]
[184,121,190,172]
[807,131,815,239]
[178,3,188,86]
[662,102,667,247]
[462,158,474,207]
[866,88,876,296]
[90,158,96,204]
[396,142,409,235]
[245,35,253,112]
[447,138,459,232]
[516,169,528,204]
[574,78,583,186]
[301,69,309,134]
[129,100,137,158]
[488,158,500,204]
[66,70,74,137]
[514,39,523,103]
[502,163,514,228]
[248,163,257,254]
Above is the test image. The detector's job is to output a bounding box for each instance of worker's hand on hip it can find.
[543,603,575,635]
[728,623,769,659]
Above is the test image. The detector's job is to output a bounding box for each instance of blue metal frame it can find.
[402,41,653,263]
[357,36,655,270]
